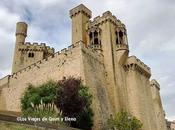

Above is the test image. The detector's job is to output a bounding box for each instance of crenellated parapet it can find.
[87,11,125,29]
[8,41,103,80]
[69,4,92,18]
[150,79,160,90]
[124,56,151,78]
[18,42,54,53]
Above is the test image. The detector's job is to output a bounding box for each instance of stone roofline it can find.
[17,42,55,53]
[124,56,151,78]
[87,11,125,28]
[70,4,125,28]
[150,79,160,90]
[0,41,103,82]
[15,22,28,37]
[69,4,92,18]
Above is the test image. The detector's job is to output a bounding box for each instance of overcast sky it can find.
[0,0,174,120]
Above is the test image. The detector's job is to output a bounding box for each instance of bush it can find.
[76,106,94,130]
[21,77,94,129]
[55,77,94,129]
[107,110,143,130]
[21,80,58,118]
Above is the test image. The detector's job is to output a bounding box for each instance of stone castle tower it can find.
[12,22,54,73]
[0,4,167,130]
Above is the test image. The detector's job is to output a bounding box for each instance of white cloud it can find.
[0,5,20,75]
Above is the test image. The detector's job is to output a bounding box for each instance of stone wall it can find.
[81,45,111,129]
[124,56,158,130]
[0,42,110,130]
[0,42,83,111]
[151,79,168,130]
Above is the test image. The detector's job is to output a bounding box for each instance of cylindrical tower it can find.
[12,22,28,73]
[15,22,28,44]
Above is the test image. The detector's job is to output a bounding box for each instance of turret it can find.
[12,22,28,73]
[116,23,128,45]
[115,23,129,64]
[69,4,92,45]
[15,22,28,44]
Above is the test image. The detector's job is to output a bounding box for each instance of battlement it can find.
[124,56,151,78]
[116,44,129,51]
[87,11,125,29]
[69,4,92,18]
[18,42,54,53]
[150,79,160,90]
[9,41,103,79]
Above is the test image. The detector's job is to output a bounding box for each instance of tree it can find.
[55,77,94,130]
[107,110,143,130]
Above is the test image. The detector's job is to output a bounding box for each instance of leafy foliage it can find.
[55,77,93,129]
[76,106,94,130]
[21,80,58,118]
[21,77,94,129]
[55,77,92,117]
[107,110,143,130]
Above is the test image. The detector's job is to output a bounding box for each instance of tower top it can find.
[69,4,92,18]
[16,22,28,37]
[151,79,160,90]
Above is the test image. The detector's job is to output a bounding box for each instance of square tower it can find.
[69,4,92,45]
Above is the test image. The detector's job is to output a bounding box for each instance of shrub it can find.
[55,77,93,129]
[107,110,142,130]
[21,77,94,129]
[21,80,58,118]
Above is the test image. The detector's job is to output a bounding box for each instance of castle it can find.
[0,4,167,130]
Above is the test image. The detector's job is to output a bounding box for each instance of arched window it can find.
[119,31,123,44]
[94,38,99,45]
[119,31,123,37]
[89,32,92,39]
[31,53,34,57]
[116,31,119,44]
[94,31,98,37]
[28,53,31,57]
[88,28,101,46]
[89,32,93,44]
[28,52,34,58]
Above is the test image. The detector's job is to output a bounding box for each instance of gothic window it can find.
[28,52,34,58]
[28,53,31,57]
[89,32,93,44]
[89,29,101,45]
[89,32,92,39]
[115,31,119,44]
[94,38,99,45]
[94,31,98,45]
[94,31,98,37]
[119,31,123,44]
[31,53,34,57]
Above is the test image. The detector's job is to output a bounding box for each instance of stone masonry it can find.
[0,4,167,130]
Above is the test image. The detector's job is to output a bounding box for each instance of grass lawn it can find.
[0,121,53,130]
